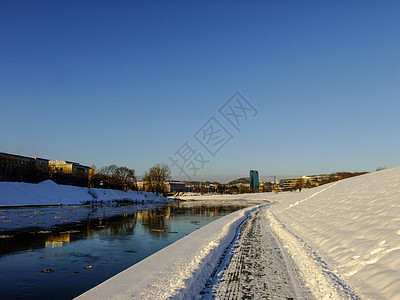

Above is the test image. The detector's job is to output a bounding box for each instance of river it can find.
[0,200,260,299]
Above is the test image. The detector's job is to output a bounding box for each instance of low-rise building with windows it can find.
[0,152,49,181]
[48,161,91,175]
[165,181,186,193]
[279,176,319,189]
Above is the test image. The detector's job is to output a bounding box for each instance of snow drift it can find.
[268,166,400,299]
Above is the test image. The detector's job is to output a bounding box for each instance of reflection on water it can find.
[45,232,71,248]
[0,201,259,299]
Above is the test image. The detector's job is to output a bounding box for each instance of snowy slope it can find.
[0,180,169,206]
[268,166,400,299]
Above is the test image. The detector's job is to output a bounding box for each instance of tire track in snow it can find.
[202,206,312,299]
[268,209,361,300]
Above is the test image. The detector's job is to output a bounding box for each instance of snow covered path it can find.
[205,205,311,299]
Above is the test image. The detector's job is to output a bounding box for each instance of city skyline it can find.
[1,1,399,182]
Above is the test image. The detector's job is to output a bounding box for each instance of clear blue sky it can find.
[1,1,399,182]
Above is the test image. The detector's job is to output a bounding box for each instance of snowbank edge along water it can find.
[0,180,170,206]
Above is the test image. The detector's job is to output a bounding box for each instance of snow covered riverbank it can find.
[76,166,400,299]
[0,180,170,206]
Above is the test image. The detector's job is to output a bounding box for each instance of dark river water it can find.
[0,200,258,299]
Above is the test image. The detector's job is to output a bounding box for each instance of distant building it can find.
[279,176,319,189]
[48,161,91,175]
[0,152,93,186]
[136,180,187,193]
[250,170,259,192]
[279,178,298,188]
[0,152,49,181]
[165,181,186,193]
[260,181,273,192]
[136,181,145,191]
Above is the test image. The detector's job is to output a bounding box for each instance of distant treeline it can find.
[227,177,249,185]
[92,163,171,194]
[317,171,369,185]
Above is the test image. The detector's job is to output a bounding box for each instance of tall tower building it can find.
[250,170,259,192]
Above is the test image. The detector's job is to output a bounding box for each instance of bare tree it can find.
[99,165,118,177]
[143,163,171,194]
[115,166,136,190]
[97,165,118,188]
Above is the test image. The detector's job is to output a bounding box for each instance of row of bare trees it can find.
[318,171,368,185]
[91,163,171,194]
